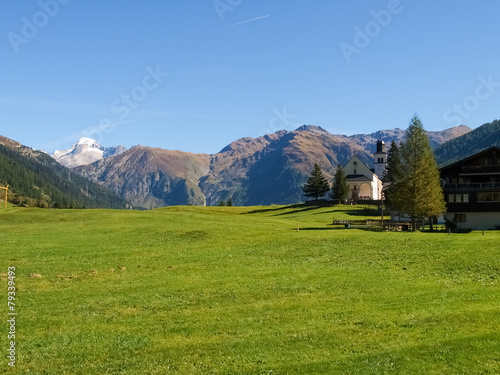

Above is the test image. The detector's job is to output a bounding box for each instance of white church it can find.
[343,139,387,202]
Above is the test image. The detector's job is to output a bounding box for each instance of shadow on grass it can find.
[419,229,472,234]
[296,225,386,232]
[311,207,382,217]
[243,204,327,217]
[243,204,306,215]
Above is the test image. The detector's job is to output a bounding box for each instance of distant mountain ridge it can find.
[74,124,471,208]
[52,137,127,168]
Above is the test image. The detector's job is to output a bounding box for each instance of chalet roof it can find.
[440,146,500,172]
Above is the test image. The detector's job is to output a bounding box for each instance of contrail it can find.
[220,15,269,29]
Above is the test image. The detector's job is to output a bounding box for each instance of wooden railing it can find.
[444,182,500,190]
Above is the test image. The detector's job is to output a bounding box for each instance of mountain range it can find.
[7,120,500,210]
[73,124,472,209]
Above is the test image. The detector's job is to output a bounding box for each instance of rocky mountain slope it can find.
[52,137,127,168]
[76,147,210,209]
[74,124,471,208]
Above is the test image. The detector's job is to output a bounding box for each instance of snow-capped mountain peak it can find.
[76,137,100,147]
[52,137,127,168]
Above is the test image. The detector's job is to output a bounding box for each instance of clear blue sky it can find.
[1,1,500,154]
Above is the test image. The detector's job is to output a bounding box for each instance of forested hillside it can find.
[435,119,500,166]
[0,142,128,209]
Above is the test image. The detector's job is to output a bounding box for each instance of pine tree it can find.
[302,163,330,201]
[226,198,233,206]
[218,200,225,206]
[397,115,446,230]
[330,164,349,204]
[383,140,404,212]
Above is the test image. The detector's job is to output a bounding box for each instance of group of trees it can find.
[302,163,349,203]
[302,115,446,230]
[218,198,233,206]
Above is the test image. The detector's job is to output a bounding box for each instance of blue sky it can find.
[1,1,500,154]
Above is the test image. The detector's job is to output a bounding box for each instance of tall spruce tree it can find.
[302,163,330,201]
[383,140,404,212]
[398,115,446,230]
[330,164,349,204]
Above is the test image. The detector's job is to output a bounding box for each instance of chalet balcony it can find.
[459,165,500,174]
[446,202,500,212]
[444,182,500,191]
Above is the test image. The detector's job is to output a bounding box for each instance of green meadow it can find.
[1,205,499,374]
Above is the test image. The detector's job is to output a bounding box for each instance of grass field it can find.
[1,204,499,374]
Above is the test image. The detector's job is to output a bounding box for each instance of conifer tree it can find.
[302,163,330,200]
[330,164,350,204]
[383,140,404,212]
[397,115,446,230]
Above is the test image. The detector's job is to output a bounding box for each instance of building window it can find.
[478,192,500,202]
[450,194,468,203]
[454,213,466,223]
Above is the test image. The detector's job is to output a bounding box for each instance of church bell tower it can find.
[374,139,387,180]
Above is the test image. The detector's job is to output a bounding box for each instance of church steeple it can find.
[374,139,387,179]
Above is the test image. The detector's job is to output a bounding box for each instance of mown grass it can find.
[0,204,499,374]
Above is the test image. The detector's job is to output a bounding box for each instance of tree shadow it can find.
[243,204,305,215]
[296,225,386,232]
[243,204,327,217]
[310,207,382,217]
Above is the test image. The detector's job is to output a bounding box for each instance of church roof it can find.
[345,174,372,181]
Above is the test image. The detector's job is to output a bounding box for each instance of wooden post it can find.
[381,194,384,229]
[0,185,8,208]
